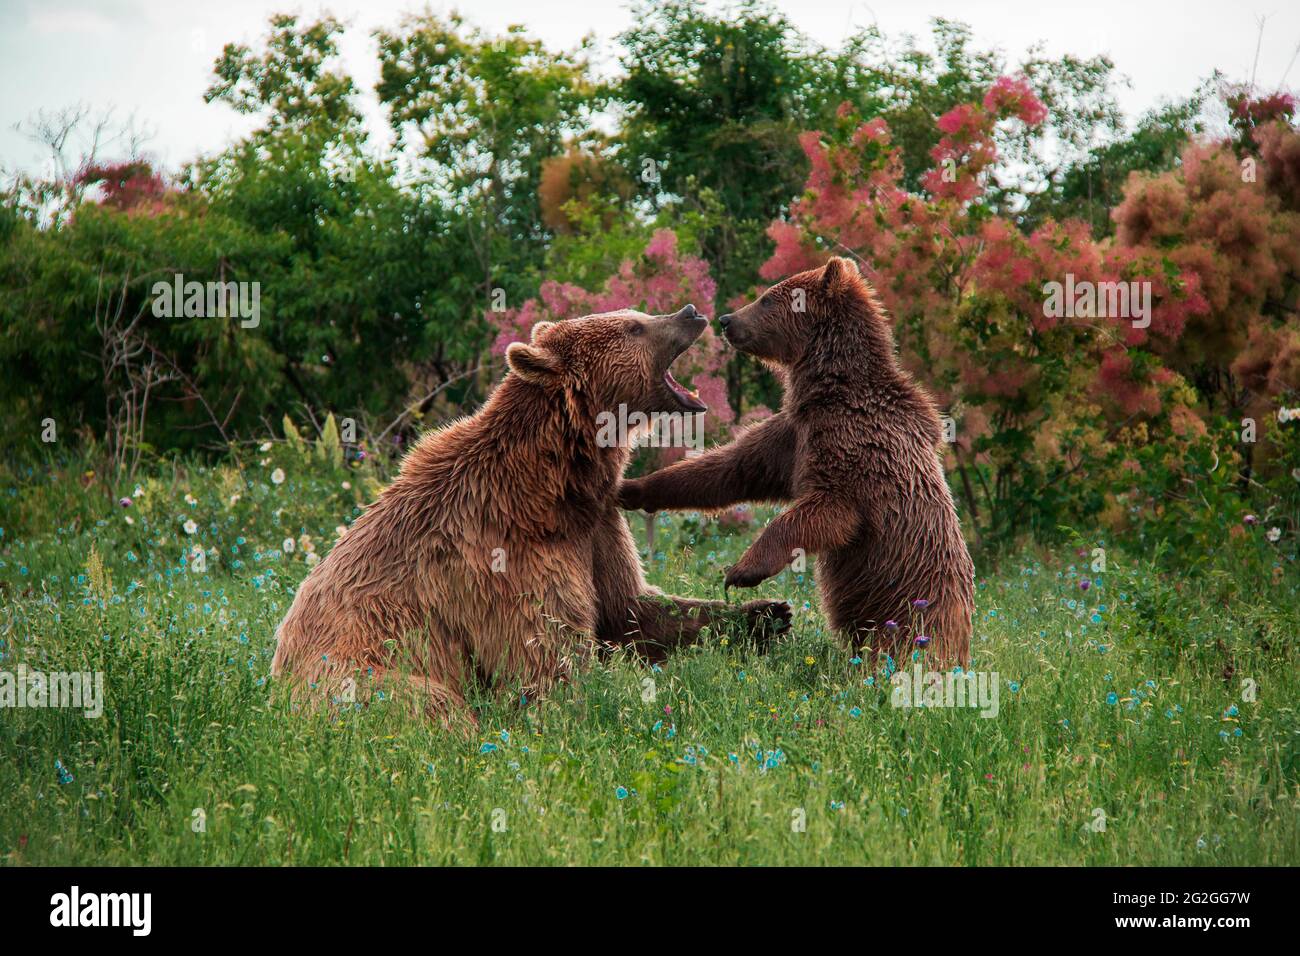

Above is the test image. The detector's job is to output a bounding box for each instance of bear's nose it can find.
[676,304,698,320]
[718,313,733,330]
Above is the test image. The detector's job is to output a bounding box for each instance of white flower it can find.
[229,494,241,507]
[184,493,197,506]
[305,552,320,567]
[1267,526,1282,542]
[299,534,315,553]
[259,441,273,452]
[341,481,351,491]
[271,468,286,485]
[282,537,295,553]
[124,515,134,525]
[183,519,198,535]
[133,485,144,498]
[1292,468,1300,483]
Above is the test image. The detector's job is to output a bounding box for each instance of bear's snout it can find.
[672,304,707,339]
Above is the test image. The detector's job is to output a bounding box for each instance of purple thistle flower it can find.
[914,635,930,648]
[1243,514,1257,526]
[911,599,929,609]
[1080,579,1091,591]
[884,620,899,631]
[118,497,132,507]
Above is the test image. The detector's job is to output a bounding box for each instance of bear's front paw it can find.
[724,558,772,589]
[618,479,649,512]
[742,599,792,648]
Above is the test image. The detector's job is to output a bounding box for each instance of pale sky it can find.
[2,0,1298,177]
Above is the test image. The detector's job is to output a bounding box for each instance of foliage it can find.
[1,9,1298,556]
[0,452,1295,864]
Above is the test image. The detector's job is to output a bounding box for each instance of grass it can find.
[1,448,1297,866]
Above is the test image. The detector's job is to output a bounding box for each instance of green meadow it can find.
[1,450,1296,866]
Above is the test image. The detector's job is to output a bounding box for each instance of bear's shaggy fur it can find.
[620,259,974,663]
[272,306,789,730]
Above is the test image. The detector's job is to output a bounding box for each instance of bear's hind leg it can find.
[370,668,478,735]
[606,594,792,664]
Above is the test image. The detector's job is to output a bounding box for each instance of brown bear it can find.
[272,305,790,731]
[619,259,974,664]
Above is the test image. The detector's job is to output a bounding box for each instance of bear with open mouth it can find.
[272,305,790,731]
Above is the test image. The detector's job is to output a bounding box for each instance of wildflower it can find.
[884,620,899,631]
[914,635,930,648]
[1008,681,1020,693]
[282,537,295,554]
[183,519,198,535]
[118,497,132,508]
[1106,692,1118,705]
[259,441,273,452]
[911,599,929,609]
[615,786,628,799]
[1267,527,1281,543]
[185,493,197,506]
[1080,579,1091,591]
[1243,514,1257,526]
[804,655,816,665]
[271,468,286,485]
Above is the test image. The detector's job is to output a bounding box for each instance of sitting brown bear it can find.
[620,260,974,664]
[272,305,790,731]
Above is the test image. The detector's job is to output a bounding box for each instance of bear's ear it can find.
[822,256,860,290]
[529,321,556,344]
[506,342,562,385]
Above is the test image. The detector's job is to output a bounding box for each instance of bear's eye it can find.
[626,321,646,337]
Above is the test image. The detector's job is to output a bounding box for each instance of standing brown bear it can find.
[272,306,790,731]
[619,259,974,664]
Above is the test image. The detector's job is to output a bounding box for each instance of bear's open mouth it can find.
[664,366,707,413]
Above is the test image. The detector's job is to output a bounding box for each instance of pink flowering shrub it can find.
[760,77,1300,545]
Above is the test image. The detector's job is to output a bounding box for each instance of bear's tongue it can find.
[664,369,707,412]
